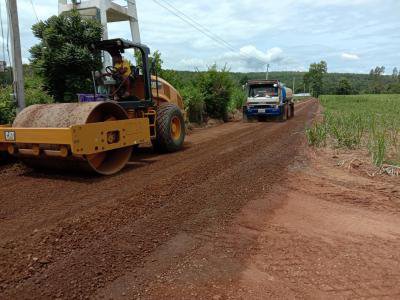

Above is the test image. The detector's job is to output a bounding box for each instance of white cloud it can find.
[1,0,398,73]
[180,58,205,69]
[218,45,285,71]
[239,46,284,64]
[177,45,286,72]
[341,53,360,60]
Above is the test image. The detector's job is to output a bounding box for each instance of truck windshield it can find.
[249,85,278,97]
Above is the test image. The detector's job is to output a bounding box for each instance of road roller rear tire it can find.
[154,103,185,153]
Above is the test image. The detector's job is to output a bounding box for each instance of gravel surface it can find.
[6,99,399,299]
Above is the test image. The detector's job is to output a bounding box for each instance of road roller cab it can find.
[0,39,186,175]
[91,39,153,106]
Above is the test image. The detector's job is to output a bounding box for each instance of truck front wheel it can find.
[279,103,288,122]
[290,103,295,118]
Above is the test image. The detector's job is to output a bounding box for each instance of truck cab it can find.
[244,80,294,122]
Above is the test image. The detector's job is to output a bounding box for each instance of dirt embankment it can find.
[1,99,399,299]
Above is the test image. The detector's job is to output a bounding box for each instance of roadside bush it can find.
[197,65,234,121]
[25,75,54,106]
[229,87,246,112]
[0,74,53,124]
[0,85,15,124]
[180,85,205,123]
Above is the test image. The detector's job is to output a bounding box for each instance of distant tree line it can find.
[1,11,400,124]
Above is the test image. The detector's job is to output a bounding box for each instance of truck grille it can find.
[248,105,275,109]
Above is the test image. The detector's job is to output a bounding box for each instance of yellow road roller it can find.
[0,39,186,175]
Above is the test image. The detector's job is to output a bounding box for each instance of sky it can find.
[0,0,399,73]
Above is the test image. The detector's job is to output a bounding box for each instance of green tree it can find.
[29,10,103,102]
[304,61,327,97]
[239,74,249,86]
[135,49,163,76]
[368,66,385,94]
[336,77,352,95]
[392,67,399,80]
[197,64,234,121]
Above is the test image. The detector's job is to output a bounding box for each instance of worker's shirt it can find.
[114,59,131,77]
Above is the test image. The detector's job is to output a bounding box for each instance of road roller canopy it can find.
[91,38,150,57]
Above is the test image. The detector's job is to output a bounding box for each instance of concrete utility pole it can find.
[6,0,25,111]
[293,77,295,93]
[266,64,270,80]
[59,0,141,67]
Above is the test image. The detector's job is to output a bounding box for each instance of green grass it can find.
[307,94,400,166]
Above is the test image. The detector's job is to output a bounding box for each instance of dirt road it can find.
[1,99,400,299]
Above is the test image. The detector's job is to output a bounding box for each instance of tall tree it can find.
[392,67,399,81]
[30,10,103,102]
[303,61,327,97]
[368,66,386,94]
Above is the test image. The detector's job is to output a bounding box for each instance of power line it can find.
[148,0,235,52]
[30,0,40,22]
[5,0,11,67]
[156,0,269,65]
[157,0,237,52]
[126,0,269,66]
[0,0,5,62]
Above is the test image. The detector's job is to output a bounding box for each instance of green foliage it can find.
[229,87,246,112]
[180,85,204,123]
[336,77,352,95]
[29,10,103,102]
[197,65,235,120]
[24,75,54,106]
[387,82,400,94]
[304,61,327,97]
[0,85,15,124]
[135,49,163,76]
[392,67,399,79]
[239,74,249,86]
[307,94,400,167]
[306,124,327,147]
[0,72,53,124]
[367,66,386,94]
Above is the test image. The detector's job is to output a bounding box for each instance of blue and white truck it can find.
[243,80,294,122]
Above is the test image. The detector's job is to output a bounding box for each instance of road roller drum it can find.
[11,102,134,175]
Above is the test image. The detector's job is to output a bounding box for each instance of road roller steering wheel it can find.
[105,66,117,77]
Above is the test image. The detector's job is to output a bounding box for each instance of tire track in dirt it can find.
[0,100,318,299]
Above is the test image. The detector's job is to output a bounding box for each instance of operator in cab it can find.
[113,54,132,100]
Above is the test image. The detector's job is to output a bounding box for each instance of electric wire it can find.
[0,0,6,62]
[30,0,40,22]
[124,0,269,66]
[151,0,269,65]
[156,0,269,66]
[5,0,11,68]
[157,0,238,53]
